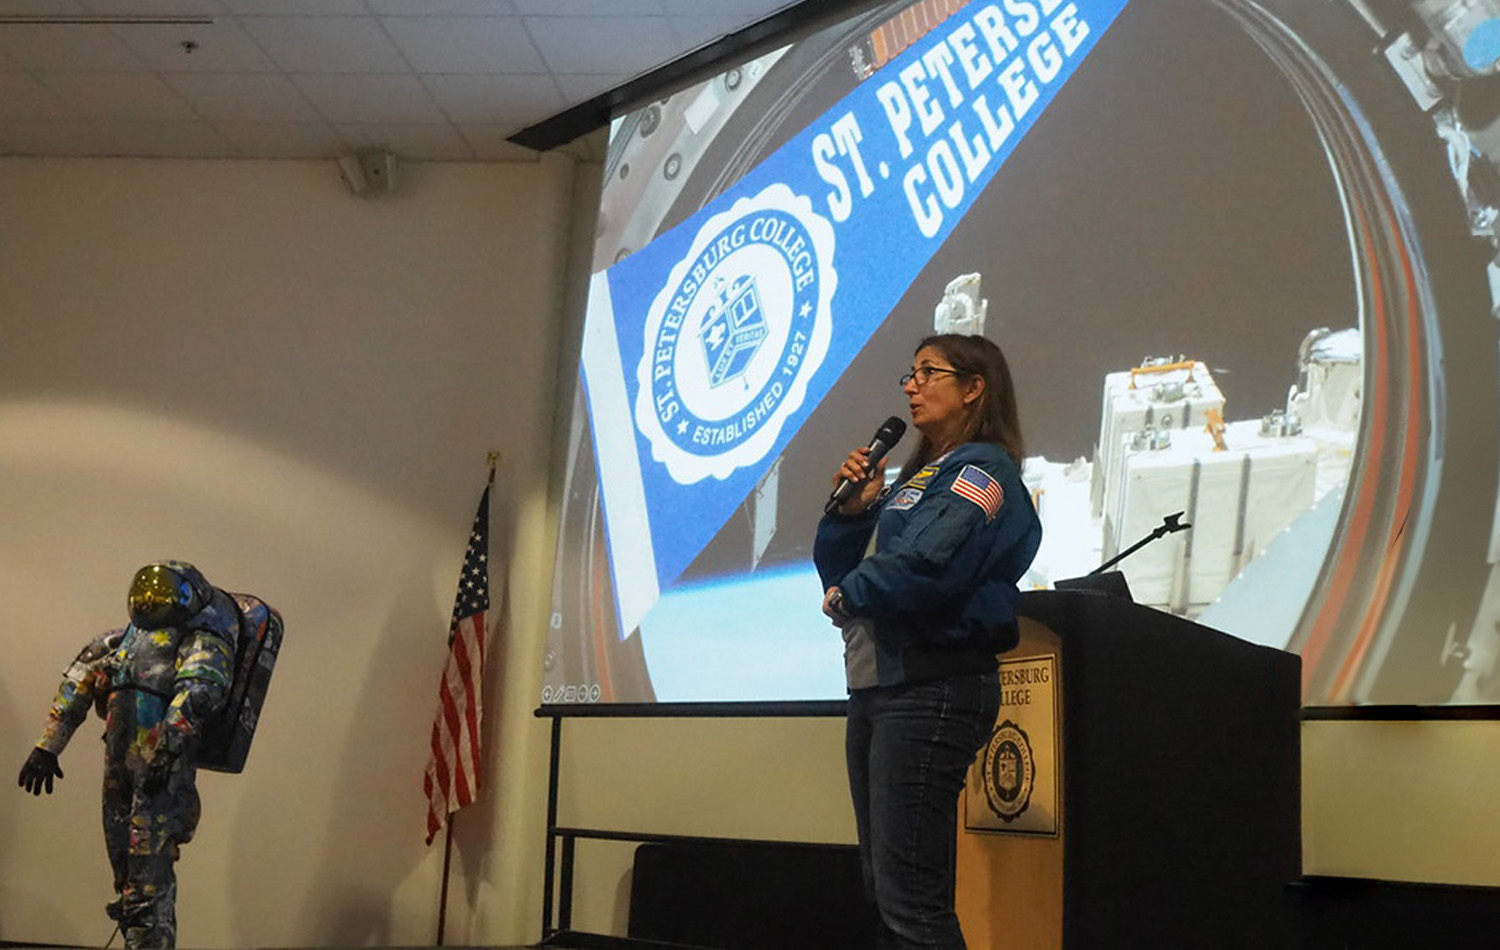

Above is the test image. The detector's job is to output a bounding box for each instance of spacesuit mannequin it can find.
[17,561,244,949]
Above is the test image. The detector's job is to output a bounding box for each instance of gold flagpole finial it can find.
[486,451,500,482]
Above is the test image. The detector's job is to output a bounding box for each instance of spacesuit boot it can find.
[118,880,176,949]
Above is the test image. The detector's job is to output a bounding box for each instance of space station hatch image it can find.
[542,0,1500,709]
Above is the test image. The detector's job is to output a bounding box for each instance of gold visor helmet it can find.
[127,561,204,630]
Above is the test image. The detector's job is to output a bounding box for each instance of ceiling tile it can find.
[423,73,562,124]
[110,19,278,73]
[78,0,228,13]
[524,14,679,76]
[335,121,475,160]
[41,71,197,120]
[456,122,538,161]
[295,73,446,124]
[212,120,343,158]
[668,14,752,52]
[167,72,321,121]
[553,71,627,103]
[0,72,75,119]
[367,0,516,14]
[0,0,815,161]
[98,118,235,157]
[0,23,149,72]
[513,0,663,13]
[241,16,408,73]
[381,16,544,74]
[659,0,792,14]
[0,0,88,13]
[0,118,117,156]
[222,0,367,14]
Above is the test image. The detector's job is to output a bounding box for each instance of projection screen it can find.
[541,0,1500,709]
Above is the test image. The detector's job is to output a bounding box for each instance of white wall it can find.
[0,156,583,948]
[1302,719,1500,886]
[553,716,856,935]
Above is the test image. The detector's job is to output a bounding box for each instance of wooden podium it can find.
[955,590,1301,949]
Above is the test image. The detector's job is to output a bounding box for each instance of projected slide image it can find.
[542,0,1500,709]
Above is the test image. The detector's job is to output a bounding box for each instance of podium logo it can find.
[982,720,1035,822]
[634,183,836,484]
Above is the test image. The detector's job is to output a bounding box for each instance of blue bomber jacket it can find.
[814,441,1041,689]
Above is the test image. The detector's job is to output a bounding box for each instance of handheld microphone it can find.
[825,416,907,515]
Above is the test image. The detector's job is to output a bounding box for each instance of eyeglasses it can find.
[899,365,967,387]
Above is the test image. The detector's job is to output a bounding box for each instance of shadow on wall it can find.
[0,662,100,944]
[453,570,513,922]
[261,567,452,947]
[1,569,126,945]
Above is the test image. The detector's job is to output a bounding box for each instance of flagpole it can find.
[437,820,455,945]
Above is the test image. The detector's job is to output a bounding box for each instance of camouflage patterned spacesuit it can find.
[17,561,242,949]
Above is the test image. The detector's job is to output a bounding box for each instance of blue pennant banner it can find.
[582,0,1133,637]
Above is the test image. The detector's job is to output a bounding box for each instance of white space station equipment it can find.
[1078,329,1360,615]
[922,272,1362,619]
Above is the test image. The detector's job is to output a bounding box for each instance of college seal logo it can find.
[982,719,1035,822]
[634,183,837,484]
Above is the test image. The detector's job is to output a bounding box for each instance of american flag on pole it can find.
[424,479,492,844]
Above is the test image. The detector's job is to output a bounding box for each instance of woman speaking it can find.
[814,334,1042,949]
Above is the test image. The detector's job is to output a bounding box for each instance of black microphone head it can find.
[874,416,906,445]
[864,417,906,469]
[826,416,909,515]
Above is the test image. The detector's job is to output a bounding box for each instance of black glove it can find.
[18,748,63,796]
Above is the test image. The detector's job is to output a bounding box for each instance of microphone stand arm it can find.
[1088,512,1192,576]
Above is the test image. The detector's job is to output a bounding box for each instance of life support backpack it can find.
[197,593,283,774]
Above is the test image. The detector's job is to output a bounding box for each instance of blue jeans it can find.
[846,673,1000,950]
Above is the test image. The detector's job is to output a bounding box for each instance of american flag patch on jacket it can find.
[951,464,1004,520]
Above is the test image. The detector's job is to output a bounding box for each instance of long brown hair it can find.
[896,334,1026,485]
